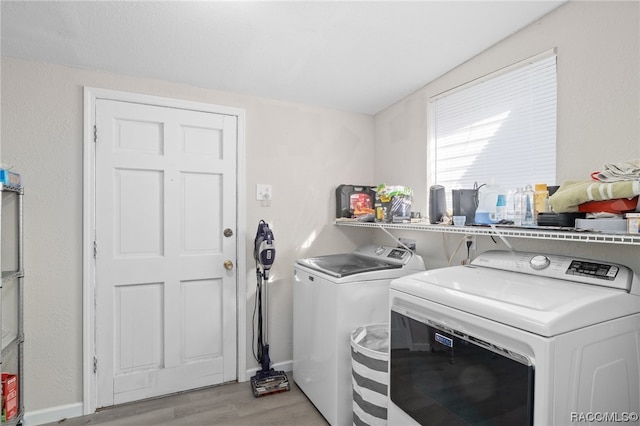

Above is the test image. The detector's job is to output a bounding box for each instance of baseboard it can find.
[245,359,293,379]
[23,402,84,426]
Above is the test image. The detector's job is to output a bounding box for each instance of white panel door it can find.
[94,99,237,407]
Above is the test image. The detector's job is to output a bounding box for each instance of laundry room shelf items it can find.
[0,183,24,425]
[334,219,640,246]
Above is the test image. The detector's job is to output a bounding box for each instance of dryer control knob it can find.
[530,255,550,270]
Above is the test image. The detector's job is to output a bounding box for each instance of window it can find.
[429,50,557,206]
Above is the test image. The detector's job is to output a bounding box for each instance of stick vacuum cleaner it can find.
[251,220,290,397]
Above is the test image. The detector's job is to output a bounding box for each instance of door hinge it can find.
[93,356,98,374]
[93,125,97,143]
[93,240,97,258]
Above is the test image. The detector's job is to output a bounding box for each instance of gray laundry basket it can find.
[351,323,389,426]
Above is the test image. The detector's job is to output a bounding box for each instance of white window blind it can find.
[430,51,557,195]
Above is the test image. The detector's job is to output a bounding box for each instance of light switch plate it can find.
[256,184,272,201]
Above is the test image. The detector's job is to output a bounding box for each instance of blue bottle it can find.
[495,194,507,221]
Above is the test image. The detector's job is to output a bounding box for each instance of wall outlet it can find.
[465,235,476,251]
[399,238,416,251]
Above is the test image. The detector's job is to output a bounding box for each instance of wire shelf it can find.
[334,219,640,246]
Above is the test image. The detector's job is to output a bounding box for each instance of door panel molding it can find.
[83,87,246,415]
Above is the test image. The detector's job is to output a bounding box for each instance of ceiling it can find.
[1,1,566,115]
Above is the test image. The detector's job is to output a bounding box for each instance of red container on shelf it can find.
[2,373,17,421]
[578,196,639,214]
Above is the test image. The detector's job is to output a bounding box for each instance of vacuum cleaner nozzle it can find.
[250,370,290,397]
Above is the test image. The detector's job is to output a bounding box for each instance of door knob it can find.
[224,260,234,270]
[224,228,233,237]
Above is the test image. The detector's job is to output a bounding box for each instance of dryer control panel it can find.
[471,250,636,293]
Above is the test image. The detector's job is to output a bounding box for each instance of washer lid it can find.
[296,253,401,278]
[391,265,640,337]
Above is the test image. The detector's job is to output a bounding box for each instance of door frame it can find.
[82,87,247,415]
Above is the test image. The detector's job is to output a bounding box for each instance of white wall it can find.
[0,58,374,417]
[2,0,640,421]
[373,1,640,274]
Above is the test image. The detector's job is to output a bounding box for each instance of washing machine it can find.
[293,244,425,426]
[389,250,640,426]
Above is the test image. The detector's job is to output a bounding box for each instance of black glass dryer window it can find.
[390,311,534,425]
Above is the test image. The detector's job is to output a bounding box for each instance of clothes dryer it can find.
[293,244,425,426]
[389,250,640,426]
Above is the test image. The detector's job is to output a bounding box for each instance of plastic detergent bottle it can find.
[477,184,500,220]
[534,183,550,219]
[522,185,535,226]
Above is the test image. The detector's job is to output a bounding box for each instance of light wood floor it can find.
[45,376,329,426]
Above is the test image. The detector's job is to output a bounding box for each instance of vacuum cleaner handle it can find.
[254,220,276,279]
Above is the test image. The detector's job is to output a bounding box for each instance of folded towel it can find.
[592,158,640,182]
[549,180,640,213]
